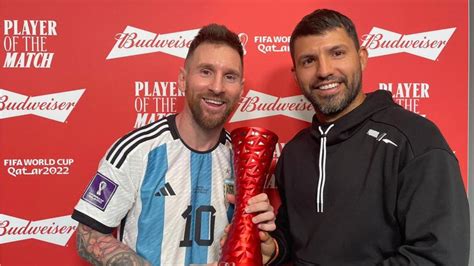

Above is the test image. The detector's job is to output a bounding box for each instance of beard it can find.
[303,70,362,116]
[187,92,237,130]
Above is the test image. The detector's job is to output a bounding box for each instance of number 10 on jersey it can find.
[179,205,216,247]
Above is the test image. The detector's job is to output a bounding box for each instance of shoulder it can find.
[105,116,175,169]
[370,105,452,156]
[281,127,312,154]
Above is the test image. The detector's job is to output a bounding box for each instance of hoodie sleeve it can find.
[268,153,293,264]
[379,149,469,265]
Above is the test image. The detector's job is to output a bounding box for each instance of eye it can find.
[224,73,239,83]
[200,68,212,76]
[332,49,345,57]
[301,57,315,67]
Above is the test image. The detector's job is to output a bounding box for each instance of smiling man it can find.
[265,9,469,265]
[71,24,276,266]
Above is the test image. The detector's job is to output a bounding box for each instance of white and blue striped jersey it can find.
[72,115,234,265]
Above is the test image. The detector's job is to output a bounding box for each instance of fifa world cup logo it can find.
[96,181,107,196]
[220,127,278,265]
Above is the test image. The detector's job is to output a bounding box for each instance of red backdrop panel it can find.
[0,0,468,265]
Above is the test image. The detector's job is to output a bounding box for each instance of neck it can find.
[316,92,366,124]
[175,110,223,152]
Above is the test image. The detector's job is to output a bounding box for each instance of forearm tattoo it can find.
[76,224,150,266]
[106,253,149,266]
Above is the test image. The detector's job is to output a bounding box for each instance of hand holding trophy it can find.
[219,127,278,265]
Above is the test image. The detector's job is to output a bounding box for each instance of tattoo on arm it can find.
[76,223,150,266]
[77,227,101,265]
[106,253,148,266]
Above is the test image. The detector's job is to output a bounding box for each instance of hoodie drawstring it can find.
[317,124,334,213]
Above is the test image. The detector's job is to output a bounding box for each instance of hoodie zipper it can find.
[317,124,334,213]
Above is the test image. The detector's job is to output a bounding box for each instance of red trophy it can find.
[220,127,278,265]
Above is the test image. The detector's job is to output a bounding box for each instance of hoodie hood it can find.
[310,90,396,145]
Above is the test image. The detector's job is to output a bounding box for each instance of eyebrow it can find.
[328,44,348,52]
[297,43,350,61]
[297,54,314,62]
[196,63,242,76]
[196,63,215,70]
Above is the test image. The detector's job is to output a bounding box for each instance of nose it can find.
[209,74,225,94]
[317,56,334,79]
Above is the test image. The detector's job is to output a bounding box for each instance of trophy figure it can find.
[220,127,278,265]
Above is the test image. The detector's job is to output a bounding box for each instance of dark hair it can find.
[290,9,360,65]
[186,23,243,68]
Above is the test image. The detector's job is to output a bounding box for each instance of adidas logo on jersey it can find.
[154,182,176,197]
[367,129,398,147]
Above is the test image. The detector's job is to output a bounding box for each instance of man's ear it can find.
[291,66,297,83]
[359,46,369,71]
[178,67,186,93]
[239,78,245,99]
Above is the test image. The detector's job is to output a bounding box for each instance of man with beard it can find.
[71,24,276,266]
[264,9,469,265]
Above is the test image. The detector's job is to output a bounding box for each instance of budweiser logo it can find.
[361,27,456,60]
[106,26,200,59]
[229,90,314,123]
[0,214,78,246]
[0,88,85,122]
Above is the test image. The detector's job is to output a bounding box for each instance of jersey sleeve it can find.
[72,151,138,234]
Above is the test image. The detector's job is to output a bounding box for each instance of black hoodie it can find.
[270,90,469,265]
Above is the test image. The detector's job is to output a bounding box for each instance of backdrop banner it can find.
[0,0,468,265]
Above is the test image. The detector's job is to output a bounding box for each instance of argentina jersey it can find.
[72,115,234,265]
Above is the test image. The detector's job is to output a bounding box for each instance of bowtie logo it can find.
[0,214,78,246]
[106,26,200,60]
[229,90,314,123]
[107,26,249,60]
[361,27,456,60]
[0,89,85,122]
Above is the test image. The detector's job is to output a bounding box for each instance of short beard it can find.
[188,94,235,130]
[304,72,362,116]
